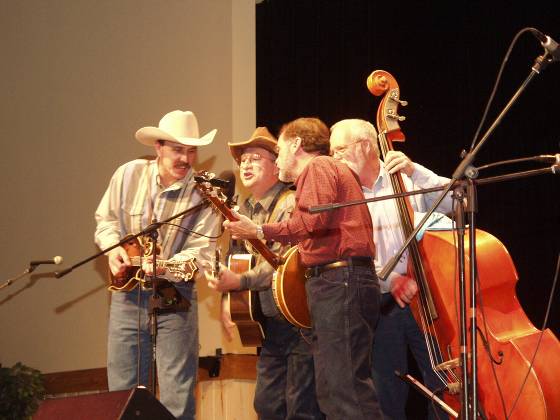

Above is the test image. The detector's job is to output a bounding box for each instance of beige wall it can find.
[0,0,256,374]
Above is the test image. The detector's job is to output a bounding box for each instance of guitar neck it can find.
[244,238,280,269]
[207,196,282,269]
[129,256,170,268]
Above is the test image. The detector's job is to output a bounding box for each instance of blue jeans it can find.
[372,294,446,420]
[107,285,198,420]
[254,315,325,420]
[305,265,383,420]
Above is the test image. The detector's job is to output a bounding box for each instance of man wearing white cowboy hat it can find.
[205,127,325,419]
[95,110,220,420]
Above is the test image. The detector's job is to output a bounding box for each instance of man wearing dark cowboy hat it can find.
[224,117,383,419]
[95,110,220,420]
[205,127,324,419]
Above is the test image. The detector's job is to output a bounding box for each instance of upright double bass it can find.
[367,70,560,419]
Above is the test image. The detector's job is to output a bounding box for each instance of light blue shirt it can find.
[94,159,220,282]
[363,161,453,293]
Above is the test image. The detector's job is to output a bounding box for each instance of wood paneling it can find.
[42,354,259,418]
[198,380,258,420]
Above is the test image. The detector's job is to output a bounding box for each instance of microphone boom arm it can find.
[54,200,210,278]
[309,161,558,279]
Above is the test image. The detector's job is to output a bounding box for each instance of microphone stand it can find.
[54,200,209,396]
[54,201,207,279]
[309,160,557,418]
[1,260,65,290]
[147,221,160,395]
[0,268,33,291]
[309,164,558,219]
[309,52,555,418]
[443,51,550,420]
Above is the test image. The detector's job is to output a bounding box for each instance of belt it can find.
[140,278,172,291]
[304,257,373,278]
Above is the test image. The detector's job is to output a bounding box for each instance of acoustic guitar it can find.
[226,253,267,346]
[212,248,264,345]
[194,171,311,333]
[108,235,198,292]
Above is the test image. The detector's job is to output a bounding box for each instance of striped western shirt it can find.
[94,159,221,281]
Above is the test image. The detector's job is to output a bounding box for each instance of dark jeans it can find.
[372,294,447,420]
[306,265,383,420]
[254,315,325,420]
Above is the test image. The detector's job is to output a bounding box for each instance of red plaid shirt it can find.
[263,156,375,267]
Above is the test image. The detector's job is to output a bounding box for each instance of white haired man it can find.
[330,118,452,420]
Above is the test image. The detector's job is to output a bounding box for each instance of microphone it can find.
[534,153,560,164]
[194,173,231,189]
[217,170,236,203]
[194,170,236,202]
[30,256,64,267]
[531,29,560,61]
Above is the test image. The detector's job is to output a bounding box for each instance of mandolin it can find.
[108,235,198,292]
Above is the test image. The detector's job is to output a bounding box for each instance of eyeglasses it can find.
[330,139,367,157]
[239,152,274,165]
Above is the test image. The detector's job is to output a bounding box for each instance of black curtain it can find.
[257,0,559,415]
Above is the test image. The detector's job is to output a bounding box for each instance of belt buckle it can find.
[140,279,153,290]
[304,267,318,279]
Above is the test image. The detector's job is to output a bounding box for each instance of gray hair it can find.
[330,119,379,155]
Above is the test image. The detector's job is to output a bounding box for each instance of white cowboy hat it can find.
[135,110,217,146]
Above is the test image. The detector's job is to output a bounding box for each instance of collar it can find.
[293,154,326,190]
[364,160,390,193]
[246,182,288,213]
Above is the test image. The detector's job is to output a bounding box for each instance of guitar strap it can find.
[246,186,293,266]
[127,160,155,250]
[240,186,293,321]
[268,186,293,224]
[145,160,155,231]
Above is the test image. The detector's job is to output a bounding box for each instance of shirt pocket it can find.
[120,202,145,235]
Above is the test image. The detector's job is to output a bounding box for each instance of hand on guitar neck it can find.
[222,210,259,241]
[203,249,237,341]
[140,255,167,276]
[107,235,198,292]
[203,252,242,293]
[383,150,415,177]
[109,246,166,277]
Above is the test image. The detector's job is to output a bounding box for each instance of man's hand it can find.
[204,262,242,292]
[384,150,415,177]
[141,255,167,276]
[390,275,418,308]
[223,211,259,240]
[107,247,131,277]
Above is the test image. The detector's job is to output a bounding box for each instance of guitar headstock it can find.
[194,170,226,198]
[194,170,237,220]
[367,69,408,144]
[167,258,199,281]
